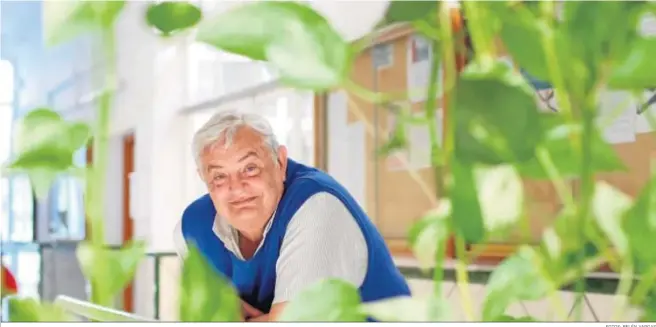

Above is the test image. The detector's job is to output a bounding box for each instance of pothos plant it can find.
[2,0,655,322]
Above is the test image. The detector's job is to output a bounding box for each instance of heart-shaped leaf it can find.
[196,1,350,91]
[454,60,543,165]
[43,0,125,47]
[278,279,366,322]
[145,1,202,37]
[76,241,146,307]
[482,246,551,321]
[407,200,451,271]
[7,109,91,198]
[179,244,241,322]
[8,297,72,322]
[623,177,656,265]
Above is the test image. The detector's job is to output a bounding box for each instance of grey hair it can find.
[192,110,280,170]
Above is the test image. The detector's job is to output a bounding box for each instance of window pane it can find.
[0,105,13,164]
[16,250,40,298]
[10,176,34,242]
[51,177,85,240]
[1,178,9,241]
[0,60,14,103]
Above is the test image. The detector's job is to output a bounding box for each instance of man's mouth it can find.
[230,196,257,207]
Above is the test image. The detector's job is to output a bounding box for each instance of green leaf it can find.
[452,162,524,243]
[145,2,202,37]
[623,177,656,265]
[76,241,146,307]
[609,38,656,89]
[486,2,551,81]
[592,182,632,256]
[640,290,656,322]
[454,60,542,165]
[384,1,437,23]
[407,200,451,271]
[278,279,366,322]
[451,161,485,243]
[7,109,91,199]
[43,0,125,47]
[482,246,550,321]
[360,296,449,322]
[518,114,626,179]
[8,297,72,322]
[179,244,240,322]
[196,1,350,91]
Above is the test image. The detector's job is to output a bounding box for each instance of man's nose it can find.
[227,174,246,192]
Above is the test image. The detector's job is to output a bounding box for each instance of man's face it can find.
[199,127,287,237]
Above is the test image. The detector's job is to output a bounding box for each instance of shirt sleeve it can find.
[173,220,188,259]
[273,192,369,304]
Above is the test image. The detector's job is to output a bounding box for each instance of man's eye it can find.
[213,174,226,182]
[245,165,259,175]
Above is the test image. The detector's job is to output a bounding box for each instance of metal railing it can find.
[54,296,154,322]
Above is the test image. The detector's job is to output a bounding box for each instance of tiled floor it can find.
[406,278,643,322]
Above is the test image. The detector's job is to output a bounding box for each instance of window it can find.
[1,178,9,241]
[372,43,394,70]
[1,60,15,243]
[10,176,34,242]
[16,250,40,297]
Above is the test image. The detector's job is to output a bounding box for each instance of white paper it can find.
[346,122,366,209]
[598,91,637,144]
[407,34,443,103]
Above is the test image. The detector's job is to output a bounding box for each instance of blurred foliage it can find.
[4,0,655,323]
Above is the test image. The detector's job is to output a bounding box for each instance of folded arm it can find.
[261,192,369,322]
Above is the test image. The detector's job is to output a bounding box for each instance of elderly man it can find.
[173,111,411,321]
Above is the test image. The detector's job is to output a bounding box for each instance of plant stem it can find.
[630,267,656,306]
[455,235,475,321]
[612,261,634,321]
[88,26,116,306]
[461,1,495,65]
[425,38,444,195]
[437,1,475,321]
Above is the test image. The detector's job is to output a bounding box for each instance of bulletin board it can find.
[316,21,656,260]
[318,23,444,250]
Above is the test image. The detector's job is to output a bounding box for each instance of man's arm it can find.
[262,192,369,321]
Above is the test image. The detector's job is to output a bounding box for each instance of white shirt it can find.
[173,192,368,304]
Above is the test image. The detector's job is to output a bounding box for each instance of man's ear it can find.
[276,145,288,180]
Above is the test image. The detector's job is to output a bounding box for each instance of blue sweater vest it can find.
[181,159,411,313]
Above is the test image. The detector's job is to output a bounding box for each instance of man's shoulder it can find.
[181,194,215,222]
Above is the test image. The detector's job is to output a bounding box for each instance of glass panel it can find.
[0,105,13,164]
[16,250,40,298]
[0,60,14,104]
[50,176,85,240]
[254,89,315,167]
[10,176,34,242]
[1,178,9,242]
